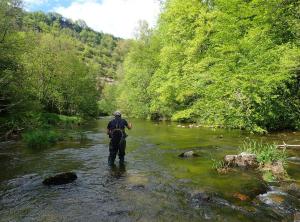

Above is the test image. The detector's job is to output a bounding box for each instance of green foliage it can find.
[23,129,62,149]
[211,159,227,170]
[0,1,128,138]
[22,113,85,148]
[97,84,118,115]
[41,113,82,128]
[262,171,276,183]
[117,0,300,132]
[240,140,287,165]
[22,11,128,79]
[116,22,161,118]
[22,33,99,117]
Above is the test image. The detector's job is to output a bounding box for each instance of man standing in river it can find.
[107,111,132,166]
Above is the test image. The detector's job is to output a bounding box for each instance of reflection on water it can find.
[0,118,299,222]
[109,164,127,179]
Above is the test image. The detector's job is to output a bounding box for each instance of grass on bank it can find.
[212,140,288,181]
[241,140,288,182]
[22,113,85,149]
[240,140,287,165]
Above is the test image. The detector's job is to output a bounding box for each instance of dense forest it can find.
[0,0,129,139]
[106,0,300,133]
[1,0,300,137]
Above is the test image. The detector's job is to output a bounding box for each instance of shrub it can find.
[41,113,82,128]
[211,159,231,174]
[23,129,63,149]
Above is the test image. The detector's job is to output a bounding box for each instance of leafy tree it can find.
[22,34,99,116]
[117,0,300,132]
[117,22,161,118]
[0,0,36,134]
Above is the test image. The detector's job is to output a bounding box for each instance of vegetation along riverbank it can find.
[0,0,130,143]
[1,0,299,141]
[101,0,300,133]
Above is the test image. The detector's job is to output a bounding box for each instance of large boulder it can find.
[43,172,77,185]
[224,152,258,168]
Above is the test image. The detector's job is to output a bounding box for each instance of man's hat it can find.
[113,111,121,117]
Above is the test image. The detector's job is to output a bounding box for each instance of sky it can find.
[23,0,162,39]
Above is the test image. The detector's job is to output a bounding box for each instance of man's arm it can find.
[127,122,132,130]
[124,120,132,130]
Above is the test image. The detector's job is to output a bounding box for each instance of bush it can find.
[23,129,63,149]
[41,113,82,128]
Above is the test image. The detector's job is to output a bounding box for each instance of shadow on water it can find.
[0,118,299,221]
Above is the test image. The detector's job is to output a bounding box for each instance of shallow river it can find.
[0,118,300,221]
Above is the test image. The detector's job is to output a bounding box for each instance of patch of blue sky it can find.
[24,0,90,12]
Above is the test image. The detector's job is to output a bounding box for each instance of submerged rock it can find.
[281,183,300,199]
[294,212,300,222]
[257,190,300,215]
[190,191,249,214]
[261,161,288,181]
[125,170,148,191]
[126,184,145,191]
[287,157,300,164]
[258,191,286,205]
[178,151,199,158]
[224,152,258,168]
[240,182,269,199]
[233,192,250,201]
[190,192,212,204]
[43,172,77,185]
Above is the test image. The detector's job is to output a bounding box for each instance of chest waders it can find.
[108,121,126,166]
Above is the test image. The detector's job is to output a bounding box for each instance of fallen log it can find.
[277,142,300,149]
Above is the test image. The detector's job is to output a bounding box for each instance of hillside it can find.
[23,11,130,79]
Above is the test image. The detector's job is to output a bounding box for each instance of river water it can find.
[0,118,299,221]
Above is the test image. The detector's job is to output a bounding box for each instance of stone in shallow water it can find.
[258,191,286,205]
[261,161,287,180]
[258,190,300,215]
[42,172,77,185]
[125,170,148,190]
[240,182,269,199]
[126,184,145,191]
[178,151,199,158]
[224,152,258,168]
[287,157,300,164]
[189,191,249,214]
[191,192,212,204]
[281,183,300,199]
[233,192,250,201]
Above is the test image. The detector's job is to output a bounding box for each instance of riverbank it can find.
[0,112,88,148]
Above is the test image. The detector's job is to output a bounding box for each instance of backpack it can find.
[110,120,125,146]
